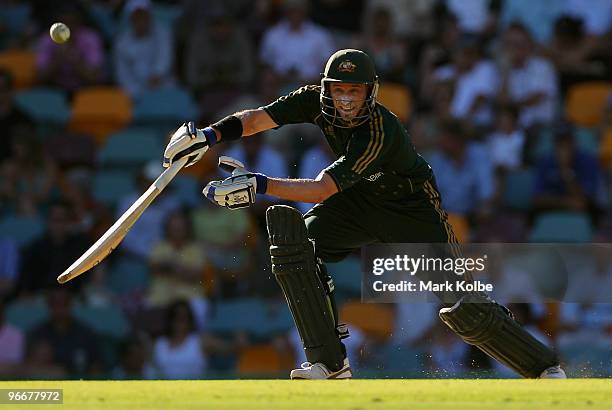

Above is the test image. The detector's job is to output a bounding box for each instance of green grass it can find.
[0,379,609,410]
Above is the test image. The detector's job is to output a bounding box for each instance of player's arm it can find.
[266,172,338,203]
[211,109,279,141]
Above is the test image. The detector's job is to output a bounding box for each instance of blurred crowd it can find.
[0,0,611,379]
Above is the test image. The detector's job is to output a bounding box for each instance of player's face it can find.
[329,83,368,123]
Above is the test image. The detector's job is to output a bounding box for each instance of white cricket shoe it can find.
[290,358,352,379]
[539,365,567,379]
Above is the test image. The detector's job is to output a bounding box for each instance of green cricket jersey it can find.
[263,85,433,201]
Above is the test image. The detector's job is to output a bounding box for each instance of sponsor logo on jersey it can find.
[365,171,383,182]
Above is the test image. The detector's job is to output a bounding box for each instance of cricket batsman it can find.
[163,49,566,379]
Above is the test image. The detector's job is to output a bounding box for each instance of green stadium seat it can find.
[328,256,361,295]
[93,170,136,207]
[72,303,130,339]
[132,87,198,127]
[207,299,293,339]
[503,168,535,210]
[0,215,44,246]
[172,175,202,207]
[530,211,593,243]
[108,256,150,295]
[5,297,49,333]
[99,128,163,168]
[15,88,70,126]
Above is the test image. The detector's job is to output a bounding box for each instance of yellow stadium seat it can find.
[0,49,36,89]
[70,87,132,144]
[566,82,612,127]
[600,128,612,168]
[340,302,394,340]
[377,83,412,123]
[237,344,293,375]
[446,213,470,243]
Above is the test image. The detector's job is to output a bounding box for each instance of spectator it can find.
[16,202,88,294]
[486,105,525,172]
[353,6,407,82]
[432,36,500,129]
[185,7,255,122]
[0,239,18,296]
[560,0,612,37]
[444,0,499,36]
[0,69,31,164]
[0,131,57,208]
[0,298,25,375]
[146,210,208,313]
[116,162,181,261]
[114,0,175,97]
[498,23,559,129]
[310,0,365,41]
[544,15,610,94]
[36,5,105,93]
[20,339,67,379]
[152,300,207,379]
[533,124,601,221]
[368,0,437,38]
[112,336,156,379]
[428,120,495,219]
[259,0,334,87]
[27,288,102,378]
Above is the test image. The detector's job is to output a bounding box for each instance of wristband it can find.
[211,115,243,142]
[202,127,218,147]
[254,173,268,194]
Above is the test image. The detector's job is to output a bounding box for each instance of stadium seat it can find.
[207,299,293,338]
[340,302,394,340]
[99,128,163,168]
[108,256,150,295]
[446,213,470,243]
[237,344,294,375]
[0,4,31,35]
[72,303,130,339]
[600,128,612,168]
[70,87,132,144]
[565,82,612,127]
[328,257,362,298]
[503,167,536,210]
[574,126,600,155]
[152,4,182,28]
[92,170,136,207]
[0,214,44,246]
[529,211,593,243]
[377,83,412,123]
[132,87,198,128]
[4,297,49,333]
[0,49,36,89]
[15,87,70,126]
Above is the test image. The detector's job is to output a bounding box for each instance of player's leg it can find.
[266,197,374,379]
[380,177,564,378]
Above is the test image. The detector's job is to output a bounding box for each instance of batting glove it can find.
[163,122,216,168]
[202,156,268,210]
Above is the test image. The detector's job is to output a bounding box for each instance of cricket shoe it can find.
[539,365,567,379]
[290,358,352,379]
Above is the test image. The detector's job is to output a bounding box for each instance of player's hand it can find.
[202,156,268,210]
[163,122,216,168]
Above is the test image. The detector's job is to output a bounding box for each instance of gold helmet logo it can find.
[338,60,356,72]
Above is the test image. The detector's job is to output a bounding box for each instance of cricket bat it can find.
[57,157,188,284]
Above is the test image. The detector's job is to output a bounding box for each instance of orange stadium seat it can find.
[446,213,470,243]
[565,82,612,127]
[600,128,612,168]
[340,302,394,340]
[70,86,132,144]
[377,83,412,124]
[0,49,36,89]
[237,344,294,375]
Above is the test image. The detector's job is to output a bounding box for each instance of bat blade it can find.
[57,157,188,284]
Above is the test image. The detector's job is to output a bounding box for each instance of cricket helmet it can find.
[320,49,379,128]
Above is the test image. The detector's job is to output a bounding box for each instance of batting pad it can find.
[266,205,346,372]
[439,293,559,378]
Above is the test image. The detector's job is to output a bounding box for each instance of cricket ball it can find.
[50,22,71,44]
